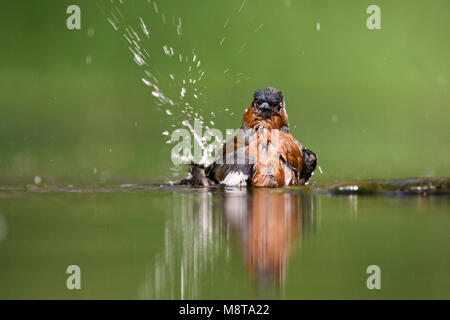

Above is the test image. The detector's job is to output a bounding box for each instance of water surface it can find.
[0,183,448,299]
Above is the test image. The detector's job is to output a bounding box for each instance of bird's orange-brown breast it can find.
[249,127,303,187]
[241,106,303,187]
[242,106,289,131]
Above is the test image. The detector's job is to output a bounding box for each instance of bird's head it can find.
[243,87,289,132]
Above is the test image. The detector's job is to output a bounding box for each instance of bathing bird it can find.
[182,87,317,187]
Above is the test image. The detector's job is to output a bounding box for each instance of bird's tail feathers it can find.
[299,148,317,184]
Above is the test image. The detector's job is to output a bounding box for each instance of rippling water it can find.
[0,180,449,299]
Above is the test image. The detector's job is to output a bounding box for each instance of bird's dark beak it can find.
[258,102,271,117]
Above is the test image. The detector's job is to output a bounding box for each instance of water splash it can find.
[102,0,265,169]
[106,1,216,141]
[139,17,150,38]
[238,0,247,13]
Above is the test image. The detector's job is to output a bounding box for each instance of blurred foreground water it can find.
[0,178,448,299]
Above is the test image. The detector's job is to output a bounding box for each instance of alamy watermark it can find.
[169,119,282,170]
[66,265,81,290]
[367,5,381,30]
[66,5,81,30]
[366,265,381,290]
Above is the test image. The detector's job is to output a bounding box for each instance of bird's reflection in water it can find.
[140,188,314,299]
[223,188,314,294]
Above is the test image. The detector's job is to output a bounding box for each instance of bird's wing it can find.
[206,128,255,186]
[207,128,309,187]
[250,130,303,187]
[279,134,317,185]
[277,132,304,185]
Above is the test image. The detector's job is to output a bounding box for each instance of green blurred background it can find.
[1,0,449,185]
[0,1,449,300]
